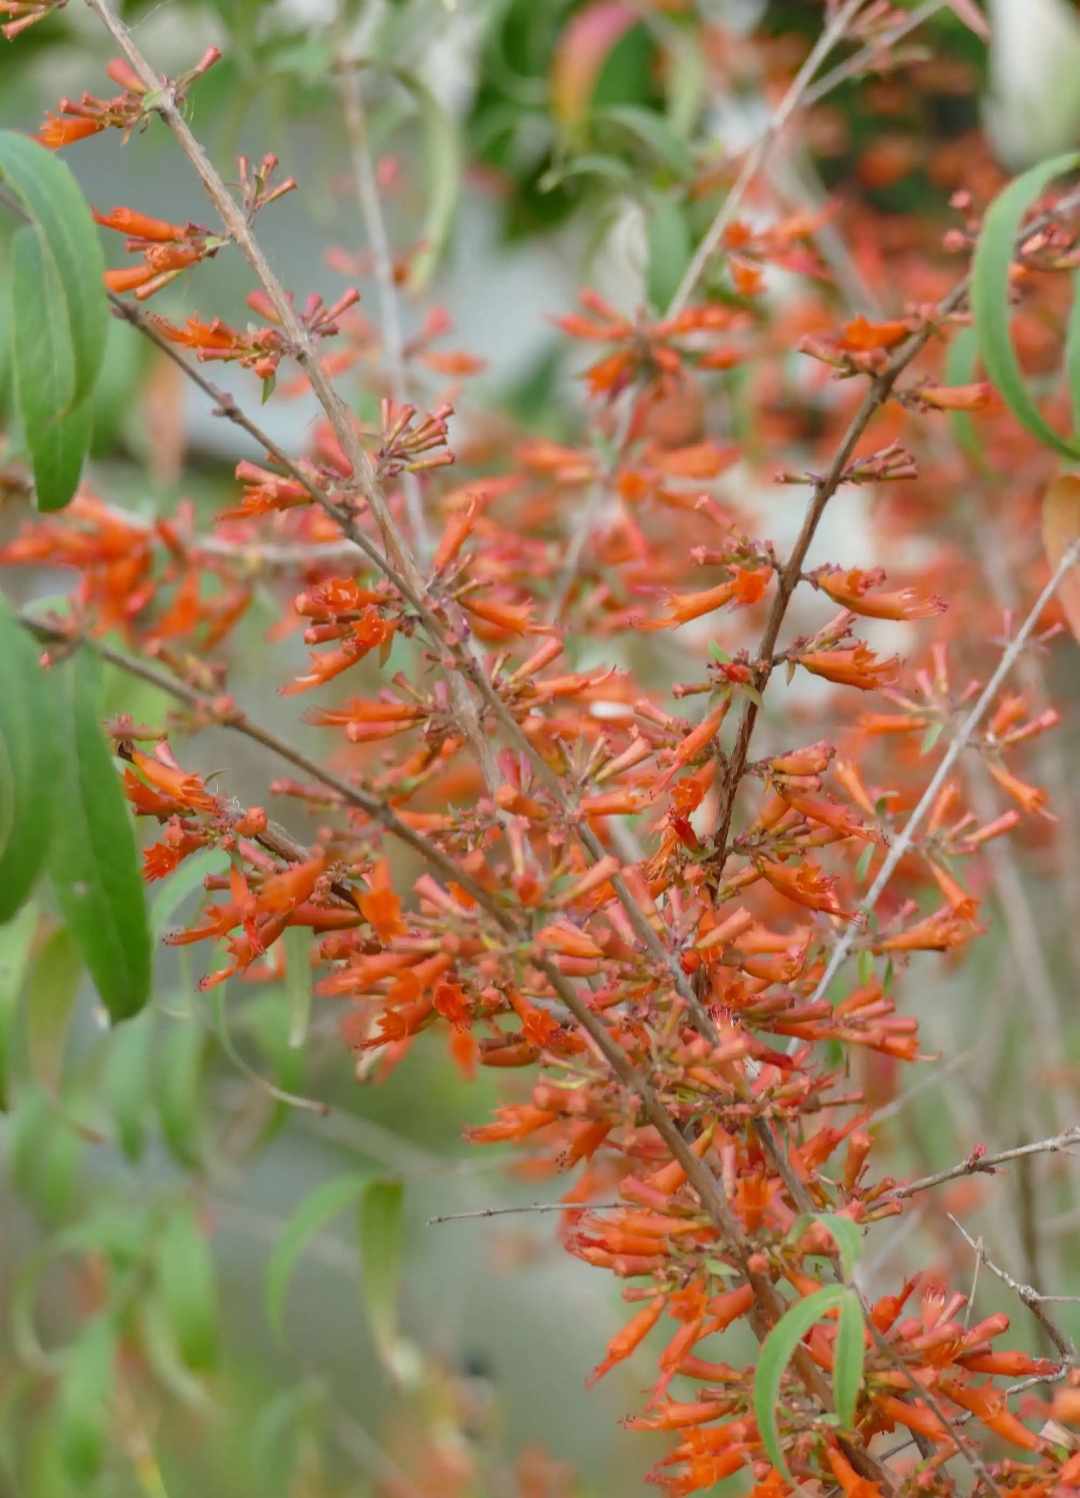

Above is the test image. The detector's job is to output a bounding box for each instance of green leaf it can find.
[266,1174,371,1342]
[104,1005,152,1160]
[138,1294,211,1411]
[944,324,983,464]
[646,196,692,312]
[361,1179,404,1366]
[856,948,873,986]
[920,721,945,756]
[150,846,229,940]
[833,1289,866,1431]
[28,399,93,513]
[47,653,151,1024]
[593,104,694,179]
[791,1212,864,1283]
[377,67,462,291]
[0,902,38,1110]
[158,1199,218,1372]
[971,151,1080,460]
[25,924,83,1105]
[753,1285,846,1483]
[0,130,109,409]
[0,591,56,922]
[539,153,634,192]
[155,1016,206,1170]
[10,224,75,430]
[283,926,311,1050]
[854,842,874,886]
[57,1316,115,1484]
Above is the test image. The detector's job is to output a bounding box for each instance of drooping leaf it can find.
[47,653,151,1024]
[155,1015,206,1170]
[377,67,462,291]
[792,1212,864,1284]
[57,1315,115,1484]
[971,151,1080,460]
[0,130,109,407]
[8,1085,83,1225]
[1042,473,1080,642]
[646,196,691,312]
[0,592,56,922]
[138,1294,212,1412]
[27,398,93,513]
[360,1178,404,1367]
[753,1285,846,1483]
[283,926,312,1050]
[104,1005,152,1161]
[944,323,983,464]
[0,902,38,1110]
[593,104,694,180]
[833,1289,866,1431]
[10,224,75,430]
[266,1174,371,1342]
[150,846,229,940]
[25,924,83,1106]
[157,1199,218,1372]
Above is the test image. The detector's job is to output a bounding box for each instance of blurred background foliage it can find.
[0,2,1072,1496]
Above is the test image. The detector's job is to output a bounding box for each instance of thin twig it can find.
[948,1214,1077,1362]
[810,538,1080,1002]
[427,1201,621,1225]
[890,1128,1080,1200]
[668,0,868,318]
[334,11,430,558]
[801,0,957,112]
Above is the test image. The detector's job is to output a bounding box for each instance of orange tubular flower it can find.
[587,1297,666,1387]
[757,859,855,918]
[129,748,220,814]
[639,567,773,630]
[796,645,901,691]
[816,567,946,621]
[985,761,1056,820]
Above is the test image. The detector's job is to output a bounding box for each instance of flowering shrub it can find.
[3,2,1080,1495]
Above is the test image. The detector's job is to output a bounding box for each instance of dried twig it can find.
[948,1214,1077,1362]
[891,1128,1080,1201]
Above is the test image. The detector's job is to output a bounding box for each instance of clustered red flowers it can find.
[8,8,1080,1498]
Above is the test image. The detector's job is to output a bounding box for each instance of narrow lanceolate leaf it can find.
[384,69,462,291]
[157,1200,218,1372]
[0,130,109,408]
[646,197,692,314]
[0,903,39,1111]
[944,324,983,465]
[57,1315,115,1484]
[971,151,1080,460]
[753,1285,846,1483]
[1042,473,1080,643]
[833,1289,866,1431]
[155,1017,206,1170]
[25,924,83,1104]
[0,594,55,923]
[360,1179,404,1366]
[105,1005,152,1160]
[266,1174,372,1342]
[47,654,151,1024]
[793,1212,864,1285]
[11,225,76,430]
[283,926,312,1050]
[150,846,229,940]
[27,397,93,513]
